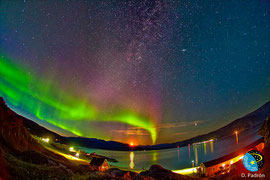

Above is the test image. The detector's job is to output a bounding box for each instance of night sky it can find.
[0,0,269,145]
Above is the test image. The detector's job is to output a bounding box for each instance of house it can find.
[89,157,110,171]
[199,137,264,177]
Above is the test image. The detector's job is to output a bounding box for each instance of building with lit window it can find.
[199,138,264,177]
[89,157,110,171]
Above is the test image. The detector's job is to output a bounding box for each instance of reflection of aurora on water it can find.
[0,56,157,143]
[76,131,258,170]
[129,152,134,169]
[152,151,158,162]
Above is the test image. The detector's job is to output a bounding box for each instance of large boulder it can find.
[107,168,138,179]
[140,165,194,180]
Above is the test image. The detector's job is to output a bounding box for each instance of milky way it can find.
[115,1,175,62]
[0,0,269,144]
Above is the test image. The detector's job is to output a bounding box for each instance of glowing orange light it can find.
[235,131,239,144]
[129,142,134,147]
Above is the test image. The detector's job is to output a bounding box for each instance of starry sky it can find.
[0,0,269,145]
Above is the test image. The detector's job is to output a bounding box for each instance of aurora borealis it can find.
[0,1,270,145]
[0,56,156,143]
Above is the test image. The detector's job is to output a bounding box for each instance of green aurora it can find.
[0,56,157,143]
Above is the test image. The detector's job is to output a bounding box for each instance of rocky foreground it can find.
[0,97,193,180]
[1,95,269,180]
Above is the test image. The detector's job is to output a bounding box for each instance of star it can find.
[250,161,255,165]
[0,0,269,145]
[181,49,187,52]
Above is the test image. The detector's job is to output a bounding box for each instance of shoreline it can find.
[39,135,265,177]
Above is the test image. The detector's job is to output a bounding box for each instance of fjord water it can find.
[77,129,261,170]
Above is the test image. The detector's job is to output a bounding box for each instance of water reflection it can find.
[152,150,158,162]
[194,145,198,166]
[177,146,180,160]
[129,152,134,169]
[188,144,191,157]
[191,139,215,167]
[210,141,214,152]
[203,143,207,154]
[78,130,262,170]
[235,131,239,144]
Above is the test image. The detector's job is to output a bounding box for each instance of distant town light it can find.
[230,160,233,165]
[42,138,49,143]
[192,160,195,168]
[75,152,79,158]
[69,147,74,152]
[222,163,225,167]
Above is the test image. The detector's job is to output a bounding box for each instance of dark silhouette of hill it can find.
[0,97,41,152]
[0,97,131,150]
[142,101,270,150]
[1,96,269,151]
[0,96,194,179]
[23,117,68,144]
[0,97,80,179]
[67,137,131,150]
[69,101,270,150]
[259,114,270,146]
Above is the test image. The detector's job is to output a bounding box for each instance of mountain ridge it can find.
[1,97,269,151]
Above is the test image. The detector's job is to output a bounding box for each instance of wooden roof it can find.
[202,137,264,167]
[90,157,107,166]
